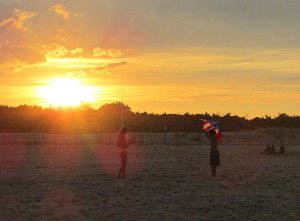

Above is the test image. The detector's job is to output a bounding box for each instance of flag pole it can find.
[219,121,222,144]
[121,80,124,128]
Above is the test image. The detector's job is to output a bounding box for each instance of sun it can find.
[38,78,98,107]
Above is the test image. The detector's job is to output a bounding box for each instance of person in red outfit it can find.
[117,127,130,178]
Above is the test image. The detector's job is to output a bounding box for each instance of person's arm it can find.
[127,139,133,146]
[205,131,210,139]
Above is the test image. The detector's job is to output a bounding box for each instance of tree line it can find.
[0,103,299,134]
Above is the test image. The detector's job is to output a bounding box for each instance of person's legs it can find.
[210,150,218,177]
[211,166,216,176]
[122,152,127,178]
[118,162,123,178]
[118,152,125,178]
[118,151,127,178]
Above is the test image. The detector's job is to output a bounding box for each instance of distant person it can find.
[279,143,285,154]
[206,129,220,176]
[264,145,271,154]
[117,126,130,179]
[270,144,276,154]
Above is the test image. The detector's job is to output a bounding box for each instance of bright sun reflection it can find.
[38,78,98,107]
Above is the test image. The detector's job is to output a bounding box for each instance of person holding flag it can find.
[206,129,220,177]
[193,117,221,176]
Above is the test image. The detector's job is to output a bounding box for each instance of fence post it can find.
[248,129,252,146]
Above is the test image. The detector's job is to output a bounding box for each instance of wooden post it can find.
[248,129,252,146]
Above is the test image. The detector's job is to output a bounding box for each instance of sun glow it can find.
[38,78,98,107]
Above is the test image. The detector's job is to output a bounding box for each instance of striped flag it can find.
[193,117,222,142]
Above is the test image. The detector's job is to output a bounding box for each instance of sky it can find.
[0,0,300,118]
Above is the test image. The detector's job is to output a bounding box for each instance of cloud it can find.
[70,48,84,55]
[49,4,71,20]
[42,43,69,58]
[81,61,128,76]
[93,47,123,58]
[0,42,46,72]
[67,70,87,78]
[0,18,15,33]
[42,44,85,59]
[95,61,127,71]
[0,8,36,32]
[54,29,68,42]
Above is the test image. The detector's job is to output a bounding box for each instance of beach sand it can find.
[0,144,299,220]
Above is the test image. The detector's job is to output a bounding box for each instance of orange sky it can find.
[0,1,300,118]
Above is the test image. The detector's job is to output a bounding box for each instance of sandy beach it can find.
[0,144,299,220]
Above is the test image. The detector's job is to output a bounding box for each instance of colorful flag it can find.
[193,117,222,142]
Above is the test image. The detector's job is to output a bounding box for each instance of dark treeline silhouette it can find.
[0,103,299,134]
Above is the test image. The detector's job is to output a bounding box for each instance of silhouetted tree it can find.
[0,104,299,133]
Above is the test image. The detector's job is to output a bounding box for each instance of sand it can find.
[0,144,299,221]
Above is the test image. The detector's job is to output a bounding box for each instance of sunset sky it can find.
[1,0,300,117]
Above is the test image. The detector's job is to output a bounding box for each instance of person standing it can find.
[206,129,220,176]
[264,144,271,154]
[117,127,130,178]
[279,143,285,154]
[270,144,276,154]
